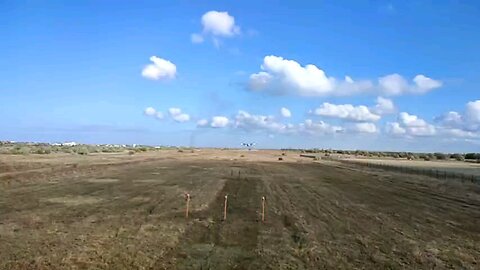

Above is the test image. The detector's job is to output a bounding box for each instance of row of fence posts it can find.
[184,193,266,222]
[346,160,478,184]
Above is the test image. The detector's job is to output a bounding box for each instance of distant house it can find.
[62,142,78,146]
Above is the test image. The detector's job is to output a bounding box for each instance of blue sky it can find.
[1,0,480,152]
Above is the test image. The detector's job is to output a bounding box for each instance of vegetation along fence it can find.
[340,160,480,184]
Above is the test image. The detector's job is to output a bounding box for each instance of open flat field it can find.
[1,150,479,269]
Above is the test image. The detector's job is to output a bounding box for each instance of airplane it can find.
[241,142,256,150]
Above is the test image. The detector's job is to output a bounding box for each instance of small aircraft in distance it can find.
[241,142,256,150]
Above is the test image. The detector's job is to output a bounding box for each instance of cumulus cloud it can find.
[280,107,292,118]
[373,97,395,115]
[141,56,176,80]
[197,119,209,127]
[386,122,406,135]
[144,107,156,116]
[441,128,479,138]
[211,116,229,128]
[435,111,463,128]
[434,100,480,137]
[298,119,343,135]
[202,11,240,36]
[144,107,164,120]
[234,110,291,134]
[191,11,240,46]
[348,122,377,133]
[168,107,190,122]
[248,56,441,97]
[378,74,442,96]
[248,56,370,96]
[313,102,381,122]
[387,112,436,137]
[466,100,480,124]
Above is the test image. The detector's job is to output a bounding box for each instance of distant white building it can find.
[62,142,78,146]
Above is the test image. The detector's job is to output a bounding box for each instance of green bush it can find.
[75,147,89,155]
[434,152,448,160]
[451,153,464,161]
[465,153,480,160]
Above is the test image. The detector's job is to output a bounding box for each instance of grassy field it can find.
[1,150,479,269]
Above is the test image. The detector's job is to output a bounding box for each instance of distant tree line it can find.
[281,148,480,162]
[0,142,173,155]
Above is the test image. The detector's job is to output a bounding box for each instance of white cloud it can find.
[168,108,181,116]
[202,11,240,37]
[313,102,381,122]
[399,112,429,127]
[466,100,480,124]
[141,56,176,80]
[373,96,395,115]
[144,107,163,120]
[434,100,480,138]
[388,112,436,137]
[298,119,343,135]
[211,116,229,128]
[348,122,377,133]
[407,125,437,136]
[192,11,240,46]
[173,114,190,122]
[435,111,463,128]
[280,107,292,118]
[144,107,156,116]
[378,74,408,96]
[234,110,290,133]
[386,122,406,135]
[168,107,190,123]
[197,119,209,127]
[190,33,204,43]
[441,128,479,138]
[413,75,443,93]
[248,56,441,97]
[378,73,442,96]
[249,56,341,96]
[248,72,272,91]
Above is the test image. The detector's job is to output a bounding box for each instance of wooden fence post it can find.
[261,196,266,223]
[185,193,190,218]
[223,195,228,221]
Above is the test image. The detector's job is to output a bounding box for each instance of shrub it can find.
[465,153,480,160]
[35,147,51,154]
[128,150,135,155]
[451,153,464,161]
[13,146,30,155]
[434,152,448,160]
[75,147,89,155]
